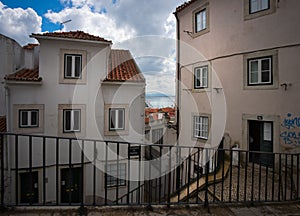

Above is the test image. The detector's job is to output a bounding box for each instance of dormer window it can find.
[60,49,87,84]
[64,54,82,79]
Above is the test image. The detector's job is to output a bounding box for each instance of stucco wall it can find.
[176,0,300,153]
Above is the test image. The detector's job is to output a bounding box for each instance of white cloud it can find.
[45,5,136,43]
[0,2,42,45]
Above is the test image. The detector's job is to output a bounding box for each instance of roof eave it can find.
[4,80,43,85]
[102,80,145,85]
[31,35,112,45]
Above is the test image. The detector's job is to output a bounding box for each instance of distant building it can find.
[174,0,300,167]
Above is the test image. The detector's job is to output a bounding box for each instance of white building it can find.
[1,31,146,204]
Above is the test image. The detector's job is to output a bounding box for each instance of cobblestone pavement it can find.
[1,203,300,216]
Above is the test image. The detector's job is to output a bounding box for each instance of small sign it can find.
[129,146,140,157]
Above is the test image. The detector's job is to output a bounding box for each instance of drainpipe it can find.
[174,11,181,190]
[4,83,11,201]
[174,12,180,145]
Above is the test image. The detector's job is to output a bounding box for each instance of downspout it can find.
[174,12,180,144]
[174,11,181,191]
[4,83,11,201]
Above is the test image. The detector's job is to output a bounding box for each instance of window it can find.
[250,0,270,14]
[106,163,126,187]
[152,128,163,144]
[248,56,272,85]
[195,9,207,32]
[244,0,276,20]
[194,116,209,139]
[243,50,278,90]
[60,49,87,84]
[193,3,209,37]
[14,104,44,133]
[63,109,81,133]
[194,66,208,89]
[19,110,39,128]
[109,108,125,131]
[64,54,82,78]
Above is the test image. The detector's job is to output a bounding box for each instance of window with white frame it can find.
[193,116,209,139]
[195,9,207,33]
[106,163,126,187]
[109,108,125,131]
[248,56,272,85]
[19,110,39,128]
[250,0,270,14]
[194,66,208,89]
[63,109,81,133]
[64,54,82,78]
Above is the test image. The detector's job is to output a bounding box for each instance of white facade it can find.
[1,32,146,204]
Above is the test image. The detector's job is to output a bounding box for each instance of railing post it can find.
[204,148,210,213]
[1,133,4,206]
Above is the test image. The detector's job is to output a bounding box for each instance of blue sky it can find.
[0,0,185,95]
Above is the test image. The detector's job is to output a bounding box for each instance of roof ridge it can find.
[31,31,112,43]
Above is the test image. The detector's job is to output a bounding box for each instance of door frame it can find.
[59,166,84,204]
[242,114,280,154]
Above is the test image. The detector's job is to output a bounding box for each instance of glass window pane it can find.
[21,111,28,126]
[73,110,80,131]
[261,58,270,71]
[261,71,270,83]
[75,56,81,77]
[250,72,258,83]
[110,109,116,130]
[196,9,206,32]
[261,0,269,10]
[202,10,206,29]
[64,110,71,131]
[31,111,38,126]
[118,109,124,129]
[250,60,258,72]
[65,55,72,77]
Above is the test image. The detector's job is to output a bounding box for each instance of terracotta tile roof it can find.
[31,31,112,43]
[105,49,145,82]
[4,68,42,82]
[175,0,198,13]
[23,43,39,50]
[0,117,6,132]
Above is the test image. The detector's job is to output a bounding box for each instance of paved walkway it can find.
[1,202,300,215]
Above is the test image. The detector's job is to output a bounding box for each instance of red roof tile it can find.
[4,68,42,82]
[175,0,198,13]
[23,43,39,50]
[105,50,145,82]
[0,117,6,132]
[31,31,112,43]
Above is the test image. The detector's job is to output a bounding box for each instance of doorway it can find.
[61,167,82,203]
[248,120,274,167]
[20,171,39,204]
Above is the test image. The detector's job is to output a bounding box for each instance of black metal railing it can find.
[0,132,299,207]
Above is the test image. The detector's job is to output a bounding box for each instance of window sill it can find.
[243,84,278,90]
[192,88,211,93]
[192,28,210,38]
